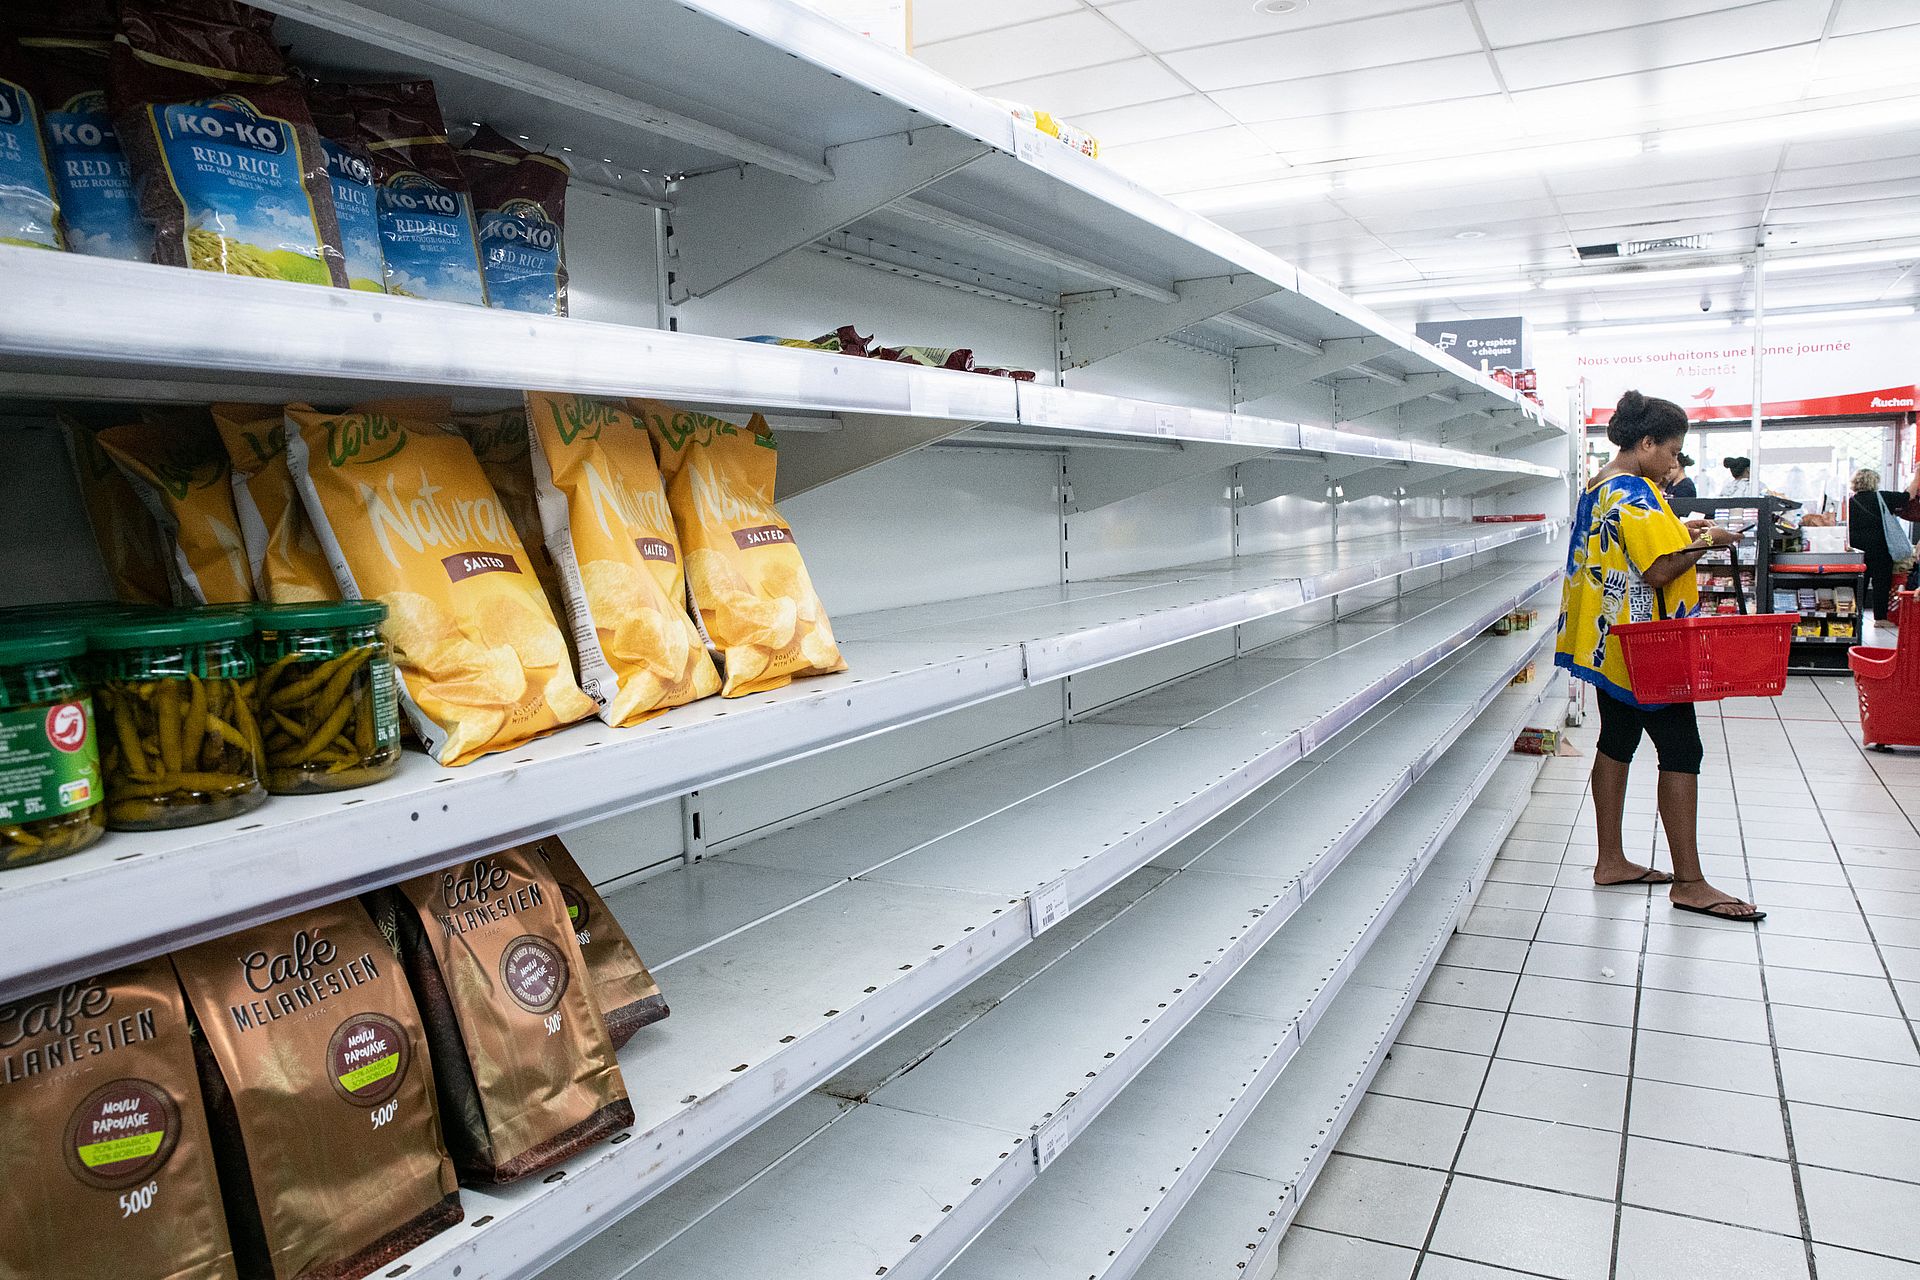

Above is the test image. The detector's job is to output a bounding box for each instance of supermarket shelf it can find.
[1134,748,1550,1280]
[331,569,1553,1280]
[544,635,1557,1280]
[0,525,1551,1002]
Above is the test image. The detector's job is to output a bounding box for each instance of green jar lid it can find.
[87,611,258,651]
[253,600,388,631]
[0,601,152,622]
[0,625,89,667]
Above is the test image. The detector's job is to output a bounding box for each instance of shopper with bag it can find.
[1847,467,1920,626]
[1556,391,1763,921]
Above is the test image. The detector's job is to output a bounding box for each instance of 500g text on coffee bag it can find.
[285,404,593,765]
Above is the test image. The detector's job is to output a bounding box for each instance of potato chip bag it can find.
[211,403,337,604]
[61,416,175,605]
[284,402,595,765]
[633,400,844,697]
[96,414,254,605]
[525,392,719,725]
[455,408,569,630]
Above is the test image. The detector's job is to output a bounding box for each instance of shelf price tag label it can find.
[1032,1097,1078,1171]
[1153,405,1179,436]
[1028,878,1071,937]
[1013,125,1048,167]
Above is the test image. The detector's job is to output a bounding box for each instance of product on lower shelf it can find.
[1796,620,1823,639]
[1836,586,1857,615]
[0,957,239,1280]
[171,899,463,1280]
[96,412,255,605]
[1772,589,1797,613]
[61,418,176,606]
[0,623,105,866]
[285,401,596,765]
[1798,588,1818,611]
[109,0,347,287]
[1514,726,1560,755]
[525,391,721,726]
[368,843,632,1183]
[1830,620,1856,640]
[527,834,670,1046]
[1816,587,1836,612]
[634,400,846,697]
[212,403,337,605]
[253,601,402,795]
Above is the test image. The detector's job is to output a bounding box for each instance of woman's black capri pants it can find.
[1594,687,1703,775]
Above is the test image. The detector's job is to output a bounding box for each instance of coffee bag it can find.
[371,844,632,1182]
[527,835,669,1047]
[171,900,461,1280]
[0,958,237,1280]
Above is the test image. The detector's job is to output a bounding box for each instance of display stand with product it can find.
[0,3,1570,1277]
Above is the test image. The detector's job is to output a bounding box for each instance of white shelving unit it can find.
[0,1,1570,1276]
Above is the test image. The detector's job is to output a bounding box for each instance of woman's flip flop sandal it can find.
[1672,899,1767,922]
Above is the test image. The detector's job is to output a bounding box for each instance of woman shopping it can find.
[1722,456,1763,497]
[1846,467,1920,626]
[1556,391,1763,922]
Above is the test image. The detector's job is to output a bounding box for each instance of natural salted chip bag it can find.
[96,413,255,605]
[61,416,176,605]
[526,392,719,725]
[212,402,336,603]
[284,402,595,765]
[634,400,844,697]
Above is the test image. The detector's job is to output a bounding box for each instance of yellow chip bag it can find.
[284,402,595,765]
[95,414,255,605]
[211,402,339,604]
[632,399,845,697]
[456,408,571,629]
[524,391,720,725]
[60,416,176,605]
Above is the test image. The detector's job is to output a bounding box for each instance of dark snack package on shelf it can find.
[0,957,239,1280]
[525,391,720,726]
[312,80,486,305]
[97,412,255,604]
[0,33,66,251]
[212,402,337,603]
[740,325,872,355]
[526,834,669,1047]
[459,125,569,316]
[109,0,347,287]
[367,843,632,1182]
[171,899,462,1280]
[61,416,177,605]
[5,0,153,261]
[633,400,845,697]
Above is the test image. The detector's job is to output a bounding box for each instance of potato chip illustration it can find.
[634,400,845,696]
[523,391,719,726]
[286,402,592,765]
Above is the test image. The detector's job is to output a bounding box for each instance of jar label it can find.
[0,700,102,824]
[370,657,401,750]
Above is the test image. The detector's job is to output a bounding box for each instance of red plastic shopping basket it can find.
[1609,545,1794,702]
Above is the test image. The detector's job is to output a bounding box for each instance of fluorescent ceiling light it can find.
[1174,175,1334,215]
[1541,263,1744,290]
[1661,97,1920,154]
[1766,246,1920,273]
[1353,279,1537,303]
[1771,304,1916,323]
[1340,137,1642,193]
[1567,318,1750,337]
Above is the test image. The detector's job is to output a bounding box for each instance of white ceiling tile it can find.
[1771,177,1920,209]
[1246,96,1521,165]
[1212,53,1501,122]
[1493,0,1828,92]
[1102,127,1279,189]
[910,0,1080,47]
[1160,5,1485,91]
[1783,128,1920,166]
[1509,47,1820,134]
[1810,28,1920,92]
[1777,154,1920,190]
[1767,213,1920,246]
[916,11,1141,88]
[1474,0,1764,47]
[1554,179,1776,217]
[1334,174,1554,216]
[976,57,1191,118]
[1545,146,1784,193]
[1355,198,1564,236]
[1071,94,1238,147]
[1094,0,1454,55]
[1831,0,1920,37]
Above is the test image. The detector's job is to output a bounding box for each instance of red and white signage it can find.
[1534,317,1920,425]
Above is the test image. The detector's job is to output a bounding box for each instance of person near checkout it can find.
[1847,467,1920,625]
[1664,453,1697,500]
[1722,456,1763,497]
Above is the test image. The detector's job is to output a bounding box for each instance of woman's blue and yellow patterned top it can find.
[1555,474,1699,708]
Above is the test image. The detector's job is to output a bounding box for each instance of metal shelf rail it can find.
[545,660,1564,1280]
[0,524,1551,1003]
[306,568,1554,1280]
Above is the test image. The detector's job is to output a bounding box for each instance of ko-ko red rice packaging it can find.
[459,125,569,316]
[171,900,462,1280]
[0,957,238,1280]
[109,0,348,287]
[367,844,632,1182]
[527,834,669,1046]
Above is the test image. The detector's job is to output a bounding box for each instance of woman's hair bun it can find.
[1615,390,1647,418]
[1605,389,1687,449]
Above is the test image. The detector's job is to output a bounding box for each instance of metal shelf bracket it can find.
[1061,274,1281,368]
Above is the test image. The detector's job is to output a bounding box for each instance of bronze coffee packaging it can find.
[171,900,462,1280]
[370,844,632,1182]
[0,957,238,1280]
[458,125,569,316]
[109,0,348,288]
[528,834,669,1047]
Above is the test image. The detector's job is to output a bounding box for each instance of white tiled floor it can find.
[1278,677,1920,1280]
